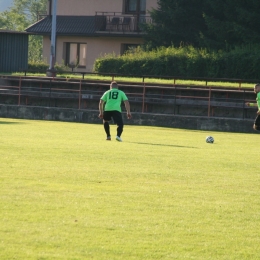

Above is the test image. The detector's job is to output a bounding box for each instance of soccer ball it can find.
[206,136,214,143]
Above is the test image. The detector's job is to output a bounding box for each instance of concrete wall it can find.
[0,104,256,134]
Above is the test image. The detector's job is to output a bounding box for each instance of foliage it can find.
[143,0,206,49]
[94,45,260,79]
[0,0,48,62]
[54,62,71,73]
[201,0,260,50]
[0,9,27,31]
[1,119,260,259]
[28,60,48,72]
[28,60,70,73]
[144,0,260,50]
[28,35,44,62]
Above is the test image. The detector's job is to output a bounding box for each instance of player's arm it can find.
[257,98,260,114]
[124,100,132,119]
[99,99,105,118]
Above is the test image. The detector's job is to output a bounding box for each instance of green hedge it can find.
[28,61,70,73]
[94,46,260,79]
[28,61,48,72]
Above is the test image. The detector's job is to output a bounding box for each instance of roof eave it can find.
[27,32,145,38]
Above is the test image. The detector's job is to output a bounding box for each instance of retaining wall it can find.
[0,104,256,134]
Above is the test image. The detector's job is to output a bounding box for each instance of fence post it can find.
[242,89,245,119]
[18,77,21,106]
[207,82,211,117]
[142,79,146,113]
[173,81,176,115]
[49,79,52,107]
[79,80,82,109]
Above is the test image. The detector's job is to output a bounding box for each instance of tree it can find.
[201,0,260,49]
[0,0,48,62]
[143,0,260,50]
[0,10,27,31]
[143,0,207,49]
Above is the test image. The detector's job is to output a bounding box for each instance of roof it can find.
[25,15,105,36]
[25,15,144,38]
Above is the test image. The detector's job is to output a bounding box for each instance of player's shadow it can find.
[128,142,197,149]
[0,121,22,124]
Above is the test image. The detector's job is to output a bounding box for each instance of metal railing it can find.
[0,76,256,119]
[95,12,152,33]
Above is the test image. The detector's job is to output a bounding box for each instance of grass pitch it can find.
[0,118,259,259]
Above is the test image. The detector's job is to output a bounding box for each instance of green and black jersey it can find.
[101,89,128,112]
[257,92,260,111]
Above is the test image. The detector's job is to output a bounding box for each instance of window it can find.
[65,43,87,68]
[125,0,146,14]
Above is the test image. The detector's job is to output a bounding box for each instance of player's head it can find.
[110,81,118,89]
[254,83,260,93]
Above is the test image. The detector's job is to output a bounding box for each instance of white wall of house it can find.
[43,36,144,72]
[43,0,158,72]
[57,0,121,15]
[54,0,158,16]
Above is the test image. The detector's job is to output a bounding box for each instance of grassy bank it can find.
[1,72,255,89]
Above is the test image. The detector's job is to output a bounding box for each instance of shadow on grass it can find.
[128,142,198,149]
[0,121,23,124]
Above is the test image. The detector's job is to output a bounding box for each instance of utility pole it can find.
[47,0,57,77]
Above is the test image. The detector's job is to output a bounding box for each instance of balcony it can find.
[95,12,152,34]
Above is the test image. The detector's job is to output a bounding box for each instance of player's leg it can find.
[253,114,260,131]
[103,111,112,140]
[117,123,123,137]
[104,121,111,139]
[112,111,124,141]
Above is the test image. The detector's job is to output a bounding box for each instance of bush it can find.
[93,45,260,79]
[28,61,70,74]
[28,61,49,72]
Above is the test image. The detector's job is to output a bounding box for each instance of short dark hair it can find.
[110,81,118,89]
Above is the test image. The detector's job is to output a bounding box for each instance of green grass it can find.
[3,72,253,88]
[0,118,260,259]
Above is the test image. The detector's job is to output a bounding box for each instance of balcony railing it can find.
[95,12,152,33]
[36,11,48,21]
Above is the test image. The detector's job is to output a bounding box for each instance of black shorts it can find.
[254,114,260,126]
[103,110,123,125]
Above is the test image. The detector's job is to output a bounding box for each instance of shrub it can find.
[28,61,49,72]
[94,45,260,79]
[27,61,70,74]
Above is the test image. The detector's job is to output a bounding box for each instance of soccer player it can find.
[98,81,132,141]
[246,83,260,131]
